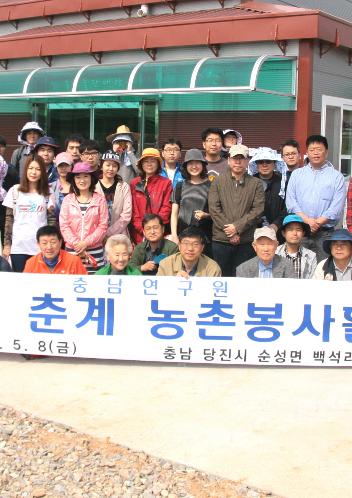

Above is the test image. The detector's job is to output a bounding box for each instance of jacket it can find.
[59,192,108,249]
[95,263,142,275]
[236,254,296,278]
[254,172,287,229]
[209,171,265,244]
[130,238,179,273]
[130,174,172,244]
[313,256,352,280]
[157,252,221,277]
[95,180,132,237]
[276,244,317,279]
[160,162,184,189]
[24,249,87,274]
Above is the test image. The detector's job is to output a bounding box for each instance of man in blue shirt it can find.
[286,135,346,262]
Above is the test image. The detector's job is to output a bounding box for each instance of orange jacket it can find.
[24,249,88,275]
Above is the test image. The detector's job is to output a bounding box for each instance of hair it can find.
[0,135,6,147]
[36,224,63,242]
[79,139,100,154]
[178,226,206,245]
[19,155,50,196]
[281,139,300,152]
[69,172,98,195]
[105,234,133,255]
[201,127,224,143]
[181,161,208,180]
[101,157,122,184]
[142,213,164,227]
[306,135,328,149]
[138,157,162,179]
[161,138,182,150]
[65,134,84,150]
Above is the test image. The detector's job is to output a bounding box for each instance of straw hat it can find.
[106,125,137,144]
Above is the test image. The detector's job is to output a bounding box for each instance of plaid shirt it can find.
[284,246,302,279]
[347,178,352,232]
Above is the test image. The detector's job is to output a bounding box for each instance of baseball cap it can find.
[229,144,249,158]
[254,226,277,241]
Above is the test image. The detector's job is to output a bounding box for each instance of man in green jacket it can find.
[129,214,178,275]
[96,234,141,275]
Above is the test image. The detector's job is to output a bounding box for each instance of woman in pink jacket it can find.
[59,162,108,274]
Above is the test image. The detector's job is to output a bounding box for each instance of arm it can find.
[208,179,228,228]
[59,197,81,247]
[285,170,302,214]
[107,182,132,237]
[170,203,180,242]
[157,180,172,226]
[84,196,109,248]
[3,207,13,257]
[320,173,346,223]
[127,150,139,175]
[234,181,265,235]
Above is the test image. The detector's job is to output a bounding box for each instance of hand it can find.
[194,210,207,221]
[269,224,278,232]
[306,217,320,233]
[141,261,157,272]
[224,223,237,238]
[2,245,10,258]
[73,240,88,255]
[228,234,240,245]
[176,270,190,279]
[170,234,179,244]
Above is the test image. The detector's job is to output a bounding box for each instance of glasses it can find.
[205,138,222,144]
[307,148,324,153]
[82,151,99,157]
[282,152,298,158]
[180,240,202,249]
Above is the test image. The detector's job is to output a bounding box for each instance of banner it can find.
[1,273,352,366]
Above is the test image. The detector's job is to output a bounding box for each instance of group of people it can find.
[0,121,351,281]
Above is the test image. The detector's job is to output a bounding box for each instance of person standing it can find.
[33,136,60,184]
[281,139,300,194]
[160,139,184,188]
[51,152,73,223]
[201,127,228,181]
[11,121,44,181]
[286,135,346,261]
[106,125,139,184]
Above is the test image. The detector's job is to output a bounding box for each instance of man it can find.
[250,147,287,236]
[79,139,101,171]
[106,124,139,183]
[236,226,295,278]
[157,226,221,277]
[314,229,352,280]
[276,214,317,279]
[65,133,84,164]
[160,138,183,188]
[24,225,87,274]
[286,135,346,262]
[11,121,44,180]
[281,139,300,194]
[222,128,243,151]
[33,136,60,183]
[201,127,228,181]
[209,144,265,277]
[129,214,178,275]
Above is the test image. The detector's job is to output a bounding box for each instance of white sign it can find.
[1,273,352,366]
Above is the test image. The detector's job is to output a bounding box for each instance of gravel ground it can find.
[0,404,281,498]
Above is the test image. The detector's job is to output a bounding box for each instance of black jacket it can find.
[254,172,287,230]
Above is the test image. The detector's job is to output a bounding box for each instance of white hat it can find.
[253,226,277,241]
[19,121,44,142]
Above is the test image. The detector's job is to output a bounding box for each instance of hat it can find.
[182,148,207,167]
[282,214,310,236]
[137,148,162,168]
[322,229,352,255]
[55,152,73,168]
[33,136,59,152]
[106,125,136,144]
[253,226,277,241]
[102,151,120,164]
[223,128,243,144]
[66,162,99,182]
[229,144,249,158]
[19,121,44,142]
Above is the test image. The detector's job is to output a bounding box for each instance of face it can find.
[307,142,328,168]
[283,222,305,245]
[37,145,55,166]
[257,160,275,179]
[162,144,181,165]
[143,218,164,243]
[142,157,159,177]
[38,234,61,260]
[25,130,40,145]
[228,155,248,177]
[0,144,6,157]
[331,241,352,262]
[179,237,204,265]
[186,160,203,178]
[74,173,92,192]
[66,141,81,162]
[282,145,300,169]
[224,133,237,150]
[80,149,100,169]
[203,133,222,157]
[112,140,128,154]
[253,237,278,264]
[102,160,119,180]
[57,162,72,179]
[27,161,41,183]
[107,243,131,272]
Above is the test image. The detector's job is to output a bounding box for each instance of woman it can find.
[170,148,212,246]
[95,151,132,237]
[130,148,172,244]
[51,152,73,223]
[96,234,141,275]
[59,162,108,274]
[2,156,54,272]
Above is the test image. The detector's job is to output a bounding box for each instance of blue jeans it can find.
[212,241,255,277]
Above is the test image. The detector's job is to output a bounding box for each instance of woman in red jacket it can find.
[129,148,172,244]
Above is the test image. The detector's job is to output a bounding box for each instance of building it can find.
[0,0,351,173]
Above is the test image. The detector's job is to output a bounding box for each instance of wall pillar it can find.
[295,39,314,157]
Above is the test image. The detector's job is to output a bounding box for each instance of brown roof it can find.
[0,2,350,60]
